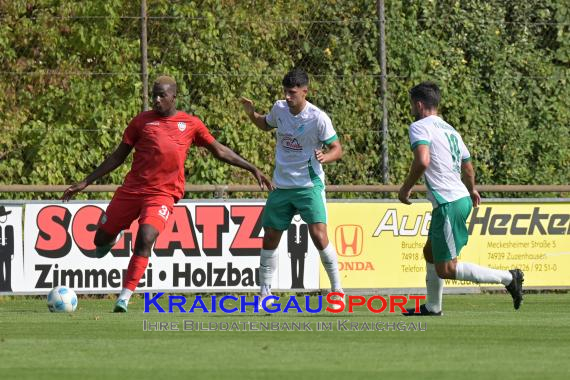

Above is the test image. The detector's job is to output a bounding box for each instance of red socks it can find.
[124,255,149,291]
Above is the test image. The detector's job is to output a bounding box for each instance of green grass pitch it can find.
[1,293,569,380]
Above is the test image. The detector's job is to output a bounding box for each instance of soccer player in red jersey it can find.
[62,76,272,312]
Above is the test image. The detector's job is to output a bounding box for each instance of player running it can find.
[398,81,524,316]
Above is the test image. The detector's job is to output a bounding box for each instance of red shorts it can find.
[98,188,175,236]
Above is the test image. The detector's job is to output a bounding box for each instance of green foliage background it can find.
[0,0,568,199]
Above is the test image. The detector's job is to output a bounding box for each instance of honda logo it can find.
[335,225,363,257]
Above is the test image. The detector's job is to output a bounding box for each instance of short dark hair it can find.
[409,82,440,109]
[282,68,309,88]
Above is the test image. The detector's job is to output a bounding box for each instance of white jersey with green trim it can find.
[408,115,471,207]
[266,100,338,189]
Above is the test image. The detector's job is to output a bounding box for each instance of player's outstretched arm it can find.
[315,140,343,164]
[205,141,274,191]
[239,97,272,131]
[62,142,133,202]
[398,144,430,205]
[461,160,481,207]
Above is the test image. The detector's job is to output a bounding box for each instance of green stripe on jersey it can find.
[307,159,324,187]
[425,177,448,205]
[323,134,338,145]
[411,140,430,150]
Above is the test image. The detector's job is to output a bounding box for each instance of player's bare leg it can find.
[93,228,123,258]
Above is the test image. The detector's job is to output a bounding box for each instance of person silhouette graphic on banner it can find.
[288,216,308,289]
[0,206,14,292]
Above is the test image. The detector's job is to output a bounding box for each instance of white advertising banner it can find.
[15,201,320,294]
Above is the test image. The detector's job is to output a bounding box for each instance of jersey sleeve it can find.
[318,113,338,145]
[460,137,471,162]
[264,103,278,129]
[409,122,431,150]
[193,119,216,147]
[122,116,141,146]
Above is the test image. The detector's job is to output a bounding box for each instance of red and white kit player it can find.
[63,75,272,312]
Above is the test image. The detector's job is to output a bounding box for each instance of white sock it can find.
[425,263,443,313]
[259,249,277,295]
[456,262,513,285]
[118,288,134,302]
[319,243,342,291]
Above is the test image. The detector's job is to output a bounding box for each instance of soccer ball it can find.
[47,286,78,313]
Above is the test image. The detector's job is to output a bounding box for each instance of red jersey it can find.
[120,110,215,201]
